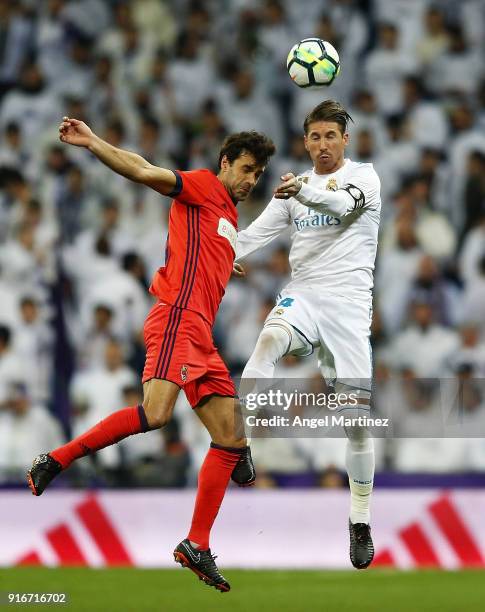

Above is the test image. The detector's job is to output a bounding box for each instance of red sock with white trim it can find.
[50,405,150,469]
[187,443,243,549]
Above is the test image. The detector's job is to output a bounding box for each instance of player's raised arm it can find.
[236,196,291,262]
[59,117,177,195]
[275,162,381,219]
[275,172,359,217]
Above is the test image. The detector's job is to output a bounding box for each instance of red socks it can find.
[50,405,150,469]
[188,443,242,549]
[50,409,242,551]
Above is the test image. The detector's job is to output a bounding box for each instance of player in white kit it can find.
[235,100,380,569]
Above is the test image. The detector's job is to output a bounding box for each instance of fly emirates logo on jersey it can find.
[294,209,341,231]
[293,176,341,232]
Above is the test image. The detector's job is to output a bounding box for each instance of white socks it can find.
[345,423,374,525]
[243,326,375,525]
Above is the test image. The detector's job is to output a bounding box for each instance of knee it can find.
[255,329,277,354]
[142,397,173,429]
[254,326,291,360]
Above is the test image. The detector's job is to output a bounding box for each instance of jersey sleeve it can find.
[168,169,212,205]
[236,197,291,261]
[339,164,381,213]
[295,164,381,218]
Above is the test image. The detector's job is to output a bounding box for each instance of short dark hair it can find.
[20,296,37,308]
[303,100,353,135]
[218,131,275,168]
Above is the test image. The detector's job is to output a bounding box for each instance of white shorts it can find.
[265,288,373,392]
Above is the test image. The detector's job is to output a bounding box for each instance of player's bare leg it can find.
[141,378,180,428]
[173,395,248,592]
[27,379,180,495]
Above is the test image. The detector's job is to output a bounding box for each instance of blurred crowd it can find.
[0,0,485,488]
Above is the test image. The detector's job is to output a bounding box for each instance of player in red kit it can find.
[27,117,275,592]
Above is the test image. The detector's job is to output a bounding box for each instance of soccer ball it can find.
[287,38,340,88]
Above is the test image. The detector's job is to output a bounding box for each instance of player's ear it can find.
[303,134,309,152]
[343,132,349,147]
[220,154,230,171]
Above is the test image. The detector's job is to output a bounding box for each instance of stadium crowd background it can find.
[0,0,484,489]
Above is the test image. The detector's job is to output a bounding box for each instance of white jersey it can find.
[236,159,381,302]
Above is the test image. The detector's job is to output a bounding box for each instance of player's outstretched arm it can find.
[236,196,291,262]
[59,117,176,195]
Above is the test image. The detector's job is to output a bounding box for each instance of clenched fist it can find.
[274,172,303,199]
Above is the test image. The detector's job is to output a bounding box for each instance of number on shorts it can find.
[278,298,295,307]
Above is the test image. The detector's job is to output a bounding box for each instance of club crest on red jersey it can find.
[181,365,189,382]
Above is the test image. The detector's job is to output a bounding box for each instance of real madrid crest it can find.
[326,178,338,191]
[181,365,188,382]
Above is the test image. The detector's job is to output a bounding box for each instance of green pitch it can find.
[1,568,484,612]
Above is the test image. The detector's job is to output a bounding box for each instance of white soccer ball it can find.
[287,38,340,88]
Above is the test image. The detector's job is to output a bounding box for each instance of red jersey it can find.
[149,169,238,326]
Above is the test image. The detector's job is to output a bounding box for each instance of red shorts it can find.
[142,301,236,408]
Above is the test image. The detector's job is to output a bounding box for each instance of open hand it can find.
[59,117,93,148]
[274,173,302,199]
